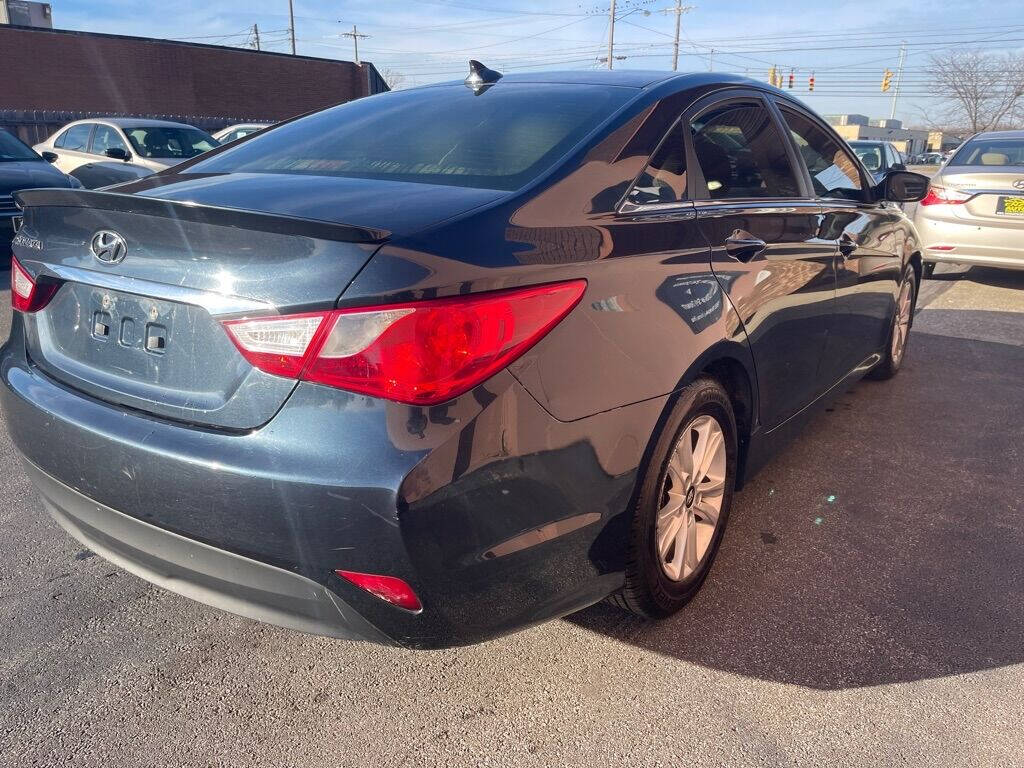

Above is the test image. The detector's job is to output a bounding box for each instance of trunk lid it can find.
[939,166,1024,225]
[12,178,501,429]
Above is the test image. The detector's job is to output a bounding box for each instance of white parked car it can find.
[33,118,219,174]
[213,123,271,143]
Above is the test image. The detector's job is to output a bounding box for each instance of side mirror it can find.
[41,150,58,163]
[105,147,131,162]
[878,170,928,203]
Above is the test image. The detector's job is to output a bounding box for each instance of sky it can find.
[50,0,1024,126]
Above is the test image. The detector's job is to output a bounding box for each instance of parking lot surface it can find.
[1,265,1022,768]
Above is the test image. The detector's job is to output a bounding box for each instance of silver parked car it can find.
[213,123,271,143]
[33,118,219,174]
[914,130,1024,275]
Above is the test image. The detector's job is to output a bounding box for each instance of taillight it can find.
[10,256,58,313]
[919,185,972,206]
[223,280,586,405]
[336,570,422,612]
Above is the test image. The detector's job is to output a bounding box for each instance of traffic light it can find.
[788,70,794,89]
[808,73,815,92]
[768,66,777,87]
[881,69,893,92]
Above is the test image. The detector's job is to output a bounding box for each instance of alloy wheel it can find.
[891,278,913,364]
[656,414,727,581]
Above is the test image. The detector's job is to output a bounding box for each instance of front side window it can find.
[188,84,634,191]
[626,120,687,205]
[782,109,864,201]
[690,102,799,199]
[61,124,93,152]
[126,126,219,159]
[850,143,883,172]
[91,125,129,156]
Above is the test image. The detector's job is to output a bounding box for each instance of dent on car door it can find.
[777,104,902,382]
[688,95,837,432]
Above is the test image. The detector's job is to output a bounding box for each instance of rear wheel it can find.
[869,264,916,380]
[612,378,737,618]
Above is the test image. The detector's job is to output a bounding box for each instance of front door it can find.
[686,94,837,431]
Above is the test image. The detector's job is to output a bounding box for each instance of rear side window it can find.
[690,103,799,199]
[781,109,864,201]
[188,84,634,191]
[61,124,93,152]
[626,120,687,205]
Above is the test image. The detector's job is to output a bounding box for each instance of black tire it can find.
[922,261,936,279]
[611,377,738,619]
[869,263,917,381]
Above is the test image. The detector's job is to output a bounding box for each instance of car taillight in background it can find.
[10,257,59,313]
[222,280,587,406]
[919,185,973,206]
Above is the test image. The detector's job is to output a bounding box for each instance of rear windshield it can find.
[187,83,635,191]
[0,129,39,161]
[125,126,219,160]
[949,138,1024,166]
[849,143,884,171]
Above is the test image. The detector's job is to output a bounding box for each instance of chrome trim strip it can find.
[40,264,274,317]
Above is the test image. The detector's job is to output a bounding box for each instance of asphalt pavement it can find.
[1,264,1023,768]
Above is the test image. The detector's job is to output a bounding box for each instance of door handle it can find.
[725,230,767,262]
[838,233,857,258]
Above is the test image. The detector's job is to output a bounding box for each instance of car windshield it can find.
[850,143,884,171]
[949,138,1024,166]
[0,130,40,162]
[125,125,219,159]
[188,83,635,191]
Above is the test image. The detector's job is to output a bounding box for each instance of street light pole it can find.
[288,0,296,54]
[890,40,907,120]
[607,0,616,70]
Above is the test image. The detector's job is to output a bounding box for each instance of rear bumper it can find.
[2,314,660,647]
[914,207,1024,269]
[25,458,393,644]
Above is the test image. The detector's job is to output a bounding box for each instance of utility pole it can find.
[661,2,694,72]
[890,40,907,120]
[288,0,296,54]
[607,0,616,70]
[341,25,370,65]
[252,23,261,51]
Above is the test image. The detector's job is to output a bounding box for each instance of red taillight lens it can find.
[335,570,422,612]
[10,256,58,313]
[223,280,586,405]
[919,185,971,206]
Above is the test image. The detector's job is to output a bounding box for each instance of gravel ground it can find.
[1,264,1022,768]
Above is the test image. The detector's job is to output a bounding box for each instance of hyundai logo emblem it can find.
[90,230,127,264]
[1013,179,1024,190]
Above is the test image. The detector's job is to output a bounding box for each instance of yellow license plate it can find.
[999,196,1024,214]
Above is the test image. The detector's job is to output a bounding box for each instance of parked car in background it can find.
[0,130,79,254]
[213,123,272,144]
[33,118,219,174]
[918,152,945,165]
[4,69,927,648]
[848,140,907,182]
[68,160,155,190]
[915,129,1024,275]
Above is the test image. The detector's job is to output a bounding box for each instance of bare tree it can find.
[381,68,405,91]
[927,50,1024,133]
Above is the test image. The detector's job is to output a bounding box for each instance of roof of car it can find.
[967,129,1024,139]
[68,117,201,129]
[424,69,769,90]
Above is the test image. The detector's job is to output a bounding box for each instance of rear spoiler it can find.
[13,188,390,245]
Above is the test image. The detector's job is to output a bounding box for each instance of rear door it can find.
[50,123,95,173]
[775,102,903,383]
[686,91,837,430]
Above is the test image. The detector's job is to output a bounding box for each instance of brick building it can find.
[0,24,388,143]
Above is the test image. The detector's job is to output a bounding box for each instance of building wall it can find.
[0,25,386,142]
[831,123,930,156]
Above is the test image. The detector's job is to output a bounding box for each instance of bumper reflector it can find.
[336,570,422,612]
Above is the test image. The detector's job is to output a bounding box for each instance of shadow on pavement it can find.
[569,329,1024,689]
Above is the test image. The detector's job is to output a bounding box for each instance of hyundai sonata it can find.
[3,66,927,648]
